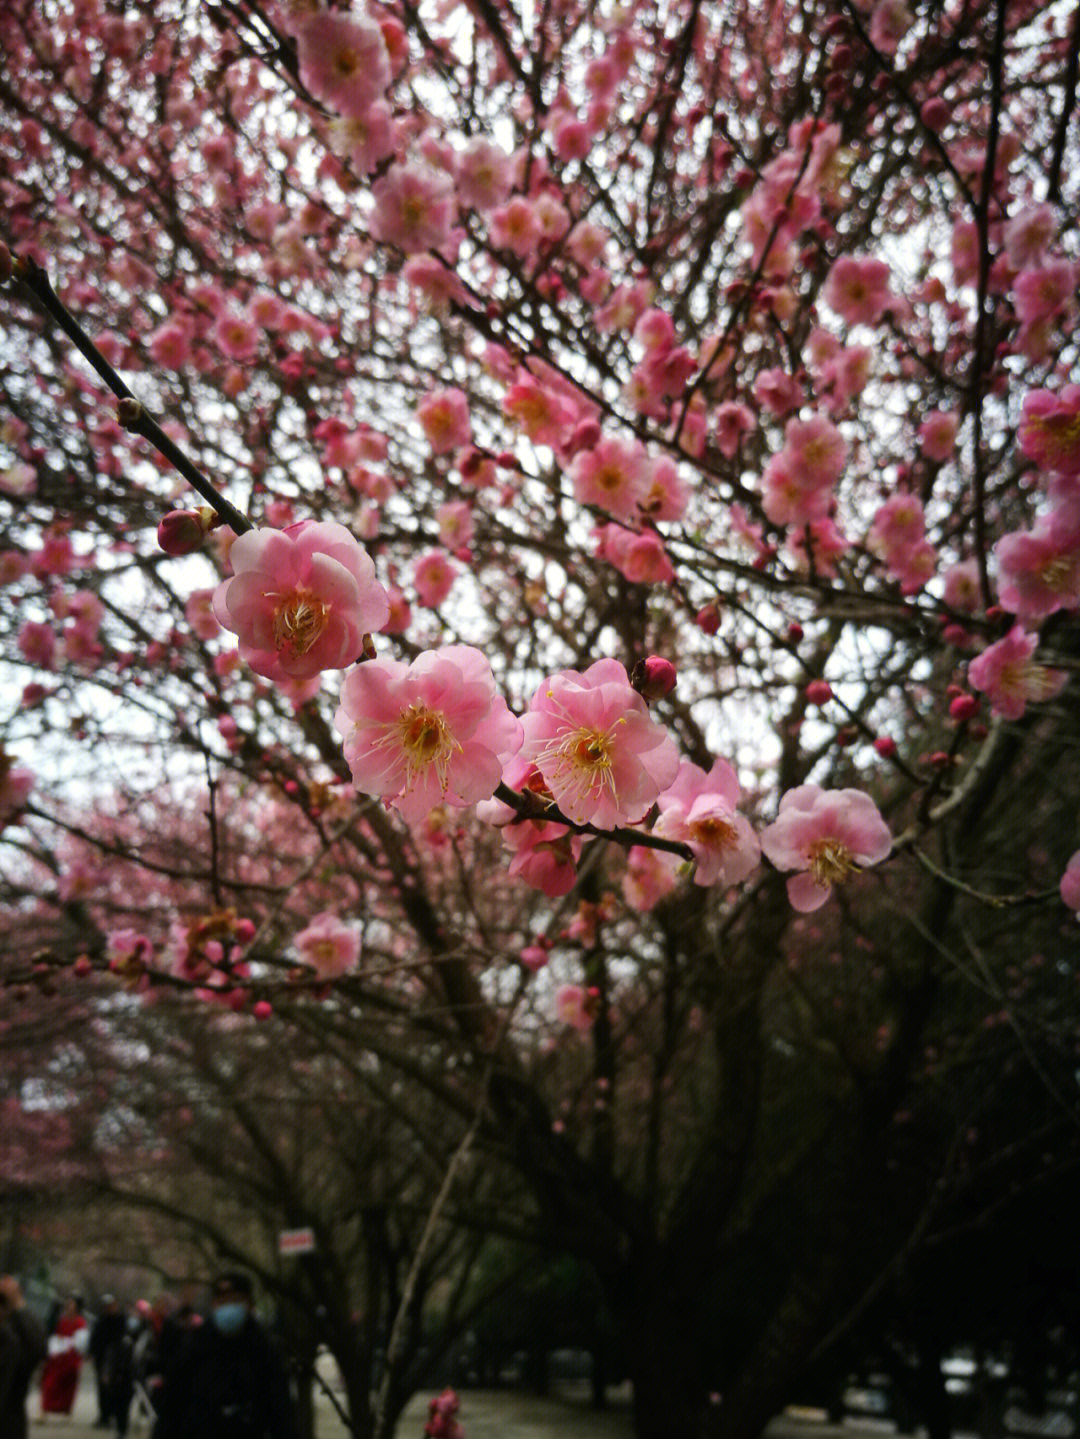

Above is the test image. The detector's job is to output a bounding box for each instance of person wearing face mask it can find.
[150,1273,297,1439]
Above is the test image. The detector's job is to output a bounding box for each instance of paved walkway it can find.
[25,1365,903,1439]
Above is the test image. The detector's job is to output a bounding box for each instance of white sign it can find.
[278,1227,316,1256]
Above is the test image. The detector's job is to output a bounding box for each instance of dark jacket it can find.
[0,1306,47,1439]
[151,1315,297,1439]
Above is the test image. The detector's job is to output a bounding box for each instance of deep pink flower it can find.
[714,401,756,458]
[967,625,1066,720]
[1003,204,1057,269]
[555,984,597,1032]
[212,521,389,680]
[760,784,892,912]
[335,645,523,822]
[295,913,360,979]
[996,507,1080,620]
[918,410,959,463]
[295,12,391,119]
[1014,261,1077,325]
[488,197,543,257]
[520,658,680,828]
[654,758,760,888]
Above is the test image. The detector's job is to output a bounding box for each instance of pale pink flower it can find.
[435,500,474,551]
[1014,261,1077,326]
[752,368,804,417]
[295,11,391,119]
[822,254,893,327]
[327,103,396,173]
[869,0,913,53]
[654,758,760,888]
[760,785,891,912]
[186,588,222,642]
[996,508,1080,620]
[555,983,597,1032]
[502,374,577,447]
[1060,851,1080,916]
[294,912,361,979]
[761,454,832,528]
[488,196,543,258]
[334,644,523,822]
[504,817,583,896]
[212,309,260,364]
[0,461,36,497]
[147,320,193,369]
[942,558,982,613]
[786,517,849,577]
[714,401,755,458]
[370,162,455,253]
[417,388,472,453]
[1003,204,1057,269]
[622,845,679,911]
[967,625,1066,720]
[402,255,466,309]
[784,414,847,489]
[571,435,651,520]
[1018,387,1080,477]
[455,137,514,212]
[594,525,675,585]
[919,410,959,462]
[212,521,389,680]
[520,658,680,828]
[638,457,689,522]
[413,550,458,607]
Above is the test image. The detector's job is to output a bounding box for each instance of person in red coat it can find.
[40,1295,88,1416]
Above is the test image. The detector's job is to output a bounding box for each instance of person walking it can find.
[90,1295,136,1434]
[0,1275,46,1439]
[150,1272,297,1439]
[40,1293,89,1417]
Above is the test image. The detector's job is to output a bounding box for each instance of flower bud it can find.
[630,656,677,702]
[157,509,207,557]
[805,679,833,705]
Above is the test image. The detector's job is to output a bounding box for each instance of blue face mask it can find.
[212,1303,248,1336]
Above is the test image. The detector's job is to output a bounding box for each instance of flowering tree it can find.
[2,0,1079,1434]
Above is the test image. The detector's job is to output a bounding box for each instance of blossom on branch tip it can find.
[212,521,389,680]
[334,645,523,823]
[967,626,1066,720]
[760,785,891,912]
[295,913,360,979]
[520,658,680,829]
[654,758,760,888]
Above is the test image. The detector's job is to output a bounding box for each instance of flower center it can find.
[333,46,360,79]
[691,816,737,849]
[807,837,856,889]
[1040,555,1075,593]
[273,589,329,658]
[533,723,619,816]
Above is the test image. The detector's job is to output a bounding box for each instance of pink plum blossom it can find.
[294,11,391,119]
[455,137,514,212]
[417,388,472,454]
[594,525,675,584]
[520,658,680,828]
[1018,387,1080,477]
[967,626,1066,720]
[622,845,679,911]
[822,254,893,327]
[488,197,543,257]
[294,912,361,979]
[996,507,1080,620]
[327,104,396,174]
[654,758,761,888]
[335,644,523,822]
[212,521,389,680]
[413,550,459,607]
[760,784,892,912]
[714,401,755,458]
[918,410,959,462]
[1003,204,1057,269]
[1060,852,1080,917]
[370,162,455,253]
[555,984,598,1031]
[1014,261,1077,326]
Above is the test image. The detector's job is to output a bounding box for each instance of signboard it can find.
[278,1227,316,1256]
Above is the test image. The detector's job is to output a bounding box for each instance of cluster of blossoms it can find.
[208,526,895,911]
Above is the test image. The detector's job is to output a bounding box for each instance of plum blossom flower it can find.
[1018,387,1080,477]
[654,758,761,887]
[760,785,892,912]
[370,161,455,253]
[996,506,1080,620]
[335,645,523,822]
[455,137,514,212]
[520,658,680,828]
[918,410,959,462]
[417,388,471,454]
[1060,852,1080,917]
[476,758,583,896]
[967,625,1066,720]
[213,522,389,680]
[294,913,360,979]
[571,436,652,520]
[822,254,893,327]
[622,845,679,911]
[413,550,458,607]
[327,103,396,174]
[294,11,391,119]
[1003,204,1057,269]
[555,983,598,1031]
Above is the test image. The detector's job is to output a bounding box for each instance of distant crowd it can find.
[0,1271,298,1438]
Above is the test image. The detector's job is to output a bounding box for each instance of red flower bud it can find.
[630,656,677,702]
[949,694,979,721]
[805,679,833,705]
[158,509,207,557]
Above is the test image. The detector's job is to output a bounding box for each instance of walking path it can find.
[27,1364,901,1439]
